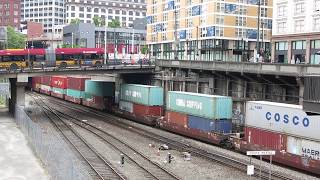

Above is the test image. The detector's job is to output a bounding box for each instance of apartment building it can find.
[147,0,273,62]
[0,0,21,29]
[272,0,320,64]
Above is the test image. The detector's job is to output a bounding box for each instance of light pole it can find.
[256,0,261,62]
[104,21,108,65]
[71,32,74,48]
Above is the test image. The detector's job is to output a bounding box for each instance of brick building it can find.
[0,0,20,29]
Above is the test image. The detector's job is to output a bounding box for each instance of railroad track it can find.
[31,92,294,180]
[29,94,126,180]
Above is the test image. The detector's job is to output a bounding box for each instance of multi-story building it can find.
[147,0,273,62]
[20,0,65,37]
[0,0,21,29]
[272,0,320,64]
[65,0,146,28]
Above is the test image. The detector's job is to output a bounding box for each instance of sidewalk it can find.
[0,108,49,180]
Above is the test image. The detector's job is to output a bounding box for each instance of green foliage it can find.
[92,16,105,27]
[108,19,121,28]
[70,18,80,24]
[7,26,26,49]
[61,44,80,48]
[141,45,149,54]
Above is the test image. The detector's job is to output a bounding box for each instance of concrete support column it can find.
[226,78,230,96]
[237,79,243,99]
[297,78,304,105]
[16,84,25,106]
[305,39,311,64]
[287,40,292,64]
[9,78,26,115]
[209,77,215,95]
[271,41,276,63]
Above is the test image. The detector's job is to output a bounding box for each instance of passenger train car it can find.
[30,76,320,176]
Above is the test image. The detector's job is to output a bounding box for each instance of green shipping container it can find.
[120,84,163,106]
[52,87,66,95]
[167,91,232,119]
[83,92,93,100]
[85,80,115,97]
[67,89,85,98]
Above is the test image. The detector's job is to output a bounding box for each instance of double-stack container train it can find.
[30,76,320,176]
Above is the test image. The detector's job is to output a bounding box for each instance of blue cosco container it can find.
[188,115,232,133]
[67,89,85,98]
[167,91,232,119]
[85,80,115,97]
[120,84,164,106]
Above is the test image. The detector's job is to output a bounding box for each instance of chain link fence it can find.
[14,105,92,180]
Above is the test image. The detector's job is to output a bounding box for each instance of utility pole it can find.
[174,4,178,60]
[104,21,107,65]
[256,0,261,61]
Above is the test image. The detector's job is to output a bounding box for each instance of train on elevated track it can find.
[30,76,320,176]
[0,48,148,70]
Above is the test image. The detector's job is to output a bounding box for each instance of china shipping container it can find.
[167,91,232,119]
[85,80,115,97]
[67,77,89,91]
[245,101,320,141]
[51,76,68,89]
[120,84,164,106]
[119,101,133,113]
[51,87,66,99]
[41,76,51,86]
[165,111,188,128]
[188,115,232,133]
[40,84,51,95]
[244,126,287,151]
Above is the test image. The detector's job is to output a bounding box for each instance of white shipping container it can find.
[40,85,51,91]
[287,136,320,160]
[245,101,320,141]
[119,101,133,113]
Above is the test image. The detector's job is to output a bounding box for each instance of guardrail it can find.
[156,59,320,77]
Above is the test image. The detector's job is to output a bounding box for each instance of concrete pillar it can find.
[271,41,276,63]
[297,78,304,105]
[9,78,26,115]
[305,39,311,64]
[237,79,243,99]
[226,78,230,96]
[287,40,292,64]
[196,81,199,93]
[209,77,215,94]
[16,84,25,106]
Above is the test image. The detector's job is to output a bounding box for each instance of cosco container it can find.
[245,126,287,151]
[40,76,51,86]
[66,89,85,98]
[85,80,114,97]
[120,84,163,106]
[287,136,320,160]
[119,101,133,113]
[67,77,89,91]
[188,115,232,133]
[245,101,320,141]
[51,76,67,89]
[167,91,232,119]
[165,111,188,128]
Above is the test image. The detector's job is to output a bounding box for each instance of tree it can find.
[108,19,121,28]
[141,45,149,55]
[92,16,102,27]
[7,26,26,49]
[70,18,80,25]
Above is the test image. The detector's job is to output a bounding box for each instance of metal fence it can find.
[14,106,92,180]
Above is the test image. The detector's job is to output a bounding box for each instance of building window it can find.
[71,6,75,11]
[311,40,320,49]
[261,8,267,17]
[236,17,246,26]
[94,8,99,13]
[235,28,246,38]
[122,10,126,15]
[87,14,91,18]
[129,11,133,15]
[87,7,92,12]
[314,18,320,31]
[292,40,306,50]
[294,20,304,32]
[275,42,288,50]
[71,13,75,17]
[163,13,168,21]
[215,26,224,37]
[135,12,140,16]
[216,15,224,24]
[295,2,305,15]
[277,5,287,17]
[277,22,286,33]
[108,9,112,13]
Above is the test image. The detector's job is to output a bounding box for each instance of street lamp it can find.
[104,19,108,65]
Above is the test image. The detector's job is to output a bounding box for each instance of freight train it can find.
[30,76,320,176]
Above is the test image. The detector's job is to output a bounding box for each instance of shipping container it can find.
[119,101,133,113]
[67,77,89,91]
[167,91,232,119]
[40,85,51,95]
[165,111,188,128]
[51,87,66,99]
[32,77,41,91]
[245,101,320,141]
[287,136,320,160]
[65,95,81,104]
[188,115,232,133]
[85,80,115,97]
[133,103,163,117]
[120,84,163,106]
[41,76,51,86]
[244,126,287,151]
[51,76,67,89]
[66,89,85,99]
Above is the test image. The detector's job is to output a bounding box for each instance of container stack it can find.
[163,91,233,143]
[65,77,89,104]
[51,76,67,99]
[119,84,164,125]
[39,76,51,95]
[83,80,115,110]
[31,77,41,92]
[245,101,320,159]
